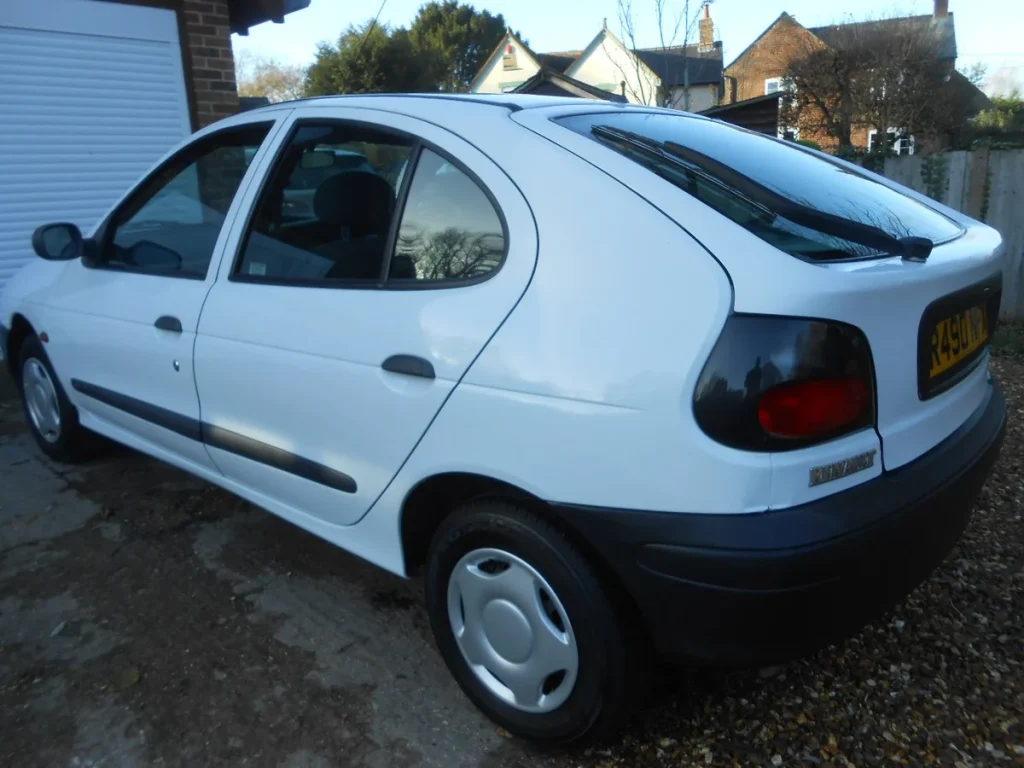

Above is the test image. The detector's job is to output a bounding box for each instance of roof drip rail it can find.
[260,93,524,112]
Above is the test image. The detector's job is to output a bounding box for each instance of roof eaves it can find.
[548,70,629,101]
[229,0,311,35]
[698,90,782,115]
[563,27,607,79]
[514,69,628,102]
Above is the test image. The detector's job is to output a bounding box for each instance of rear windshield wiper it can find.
[591,125,933,261]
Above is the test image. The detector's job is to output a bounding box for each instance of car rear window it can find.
[558,112,962,262]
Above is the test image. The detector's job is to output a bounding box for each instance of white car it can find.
[0,94,1007,744]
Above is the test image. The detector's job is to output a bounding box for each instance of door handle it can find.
[154,315,182,333]
[382,354,435,379]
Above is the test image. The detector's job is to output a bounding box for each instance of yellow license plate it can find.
[929,304,988,378]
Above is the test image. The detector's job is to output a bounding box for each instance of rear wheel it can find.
[425,500,648,744]
[17,335,94,463]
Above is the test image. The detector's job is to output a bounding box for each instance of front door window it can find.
[99,124,272,278]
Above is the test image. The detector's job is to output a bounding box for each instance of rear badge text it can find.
[809,450,877,487]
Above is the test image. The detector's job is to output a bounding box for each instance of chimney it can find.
[934,0,949,17]
[698,3,715,52]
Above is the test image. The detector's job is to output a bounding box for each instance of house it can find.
[469,6,723,110]
[720,0,990,151]
[0,0,309,291]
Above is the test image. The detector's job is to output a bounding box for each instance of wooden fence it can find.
[878,149,1024,319]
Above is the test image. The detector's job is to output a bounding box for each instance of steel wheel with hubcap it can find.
[447,548,579,713]
[22,357,61,443]
[17,334,94,463]
[426,500,650,745]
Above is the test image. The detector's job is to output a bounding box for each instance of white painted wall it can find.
[470,34,539,94]
[566,32,660,106]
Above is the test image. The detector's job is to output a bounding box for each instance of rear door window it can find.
[390,148,505,282]
[558,112,962,262]
[235,123,413,283]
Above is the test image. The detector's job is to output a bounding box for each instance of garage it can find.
[0,0,309,292]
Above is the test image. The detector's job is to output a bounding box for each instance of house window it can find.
[868,128,915,156]
[767,77,798,141]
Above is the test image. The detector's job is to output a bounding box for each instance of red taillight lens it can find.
[694,315,875,451]
[758,377,869,439]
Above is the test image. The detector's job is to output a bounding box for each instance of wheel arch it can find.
[398,471,646,633]
[6,313,36,374]
[400,472,541,576]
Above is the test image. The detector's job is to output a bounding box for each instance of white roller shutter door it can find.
[0,0,191,289]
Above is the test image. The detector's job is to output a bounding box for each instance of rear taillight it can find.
[693,315,876,451]
[758,377,869,439]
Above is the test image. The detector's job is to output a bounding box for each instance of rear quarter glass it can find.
[557,112,962,262]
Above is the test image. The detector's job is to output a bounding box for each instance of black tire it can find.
[17,335,95,463]
[425,499,649,745]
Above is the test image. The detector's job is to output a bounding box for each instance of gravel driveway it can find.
[1,351,1022,767]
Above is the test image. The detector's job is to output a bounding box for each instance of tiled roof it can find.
[536,51,583,73]
[634,46,724,86]
[808,14,957,60]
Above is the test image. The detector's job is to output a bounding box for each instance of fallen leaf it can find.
[112,668,140,691]
[823,735,839,756]
[496,727,511,739]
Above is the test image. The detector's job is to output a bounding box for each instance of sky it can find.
[232,0,1024,95]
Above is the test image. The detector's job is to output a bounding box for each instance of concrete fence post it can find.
[964,146,991,221]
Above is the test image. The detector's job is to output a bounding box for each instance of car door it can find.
[193,108,537,526]
[43,118,281,471]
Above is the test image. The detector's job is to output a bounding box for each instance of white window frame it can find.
[768,77,798,140]
[867,128,915,156]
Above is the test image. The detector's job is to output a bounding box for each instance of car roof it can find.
[249,92,636,115]
[217,93,709,166]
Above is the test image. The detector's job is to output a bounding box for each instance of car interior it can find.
[241,139,415,281]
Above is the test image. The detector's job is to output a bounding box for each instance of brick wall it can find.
[182,0,239,128]
[724,15,880,151]
[723,15,819,105]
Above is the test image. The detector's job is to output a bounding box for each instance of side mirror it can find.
[31,223,83,261]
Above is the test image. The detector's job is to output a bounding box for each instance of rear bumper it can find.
[551,381,1006,666]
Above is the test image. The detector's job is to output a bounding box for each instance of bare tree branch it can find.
[235,50,306,102]
[614,0,652,104]
[781,13,977,151]
[617,0,706,109]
